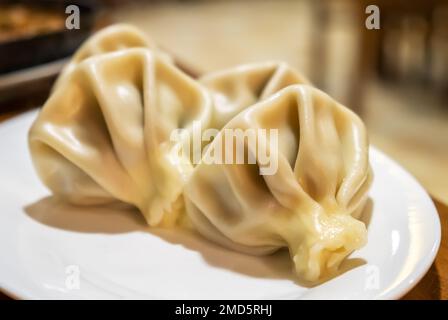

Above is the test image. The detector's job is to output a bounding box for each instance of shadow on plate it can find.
[25,196,148,233]
[24,196,373,286]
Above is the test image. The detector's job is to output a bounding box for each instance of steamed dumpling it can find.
[29,48,212,226]
[200,61,310,129]
[183,85,372,282]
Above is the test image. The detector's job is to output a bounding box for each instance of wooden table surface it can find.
[0,110,446,300]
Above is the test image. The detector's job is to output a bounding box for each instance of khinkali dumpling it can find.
[183,85,372,282]
[29,48,212,226]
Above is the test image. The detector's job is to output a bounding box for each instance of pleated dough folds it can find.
[201,61,310,129]
[55,24,169,88]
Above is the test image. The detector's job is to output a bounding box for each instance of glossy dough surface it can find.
[28,24,372,283]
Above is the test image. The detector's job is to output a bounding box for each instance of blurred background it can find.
[0,0,447,205]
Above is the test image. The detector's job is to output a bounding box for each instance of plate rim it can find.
[367,147,441,300]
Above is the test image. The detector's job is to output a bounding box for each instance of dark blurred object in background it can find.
[378,0,448,96]
[0,0,98,109]
[0,0,97,74]
[430,4,448,93]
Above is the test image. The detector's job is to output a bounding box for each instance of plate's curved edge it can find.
[369,147,442,300]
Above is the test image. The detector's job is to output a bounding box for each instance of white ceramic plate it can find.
[0,111,441,300]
